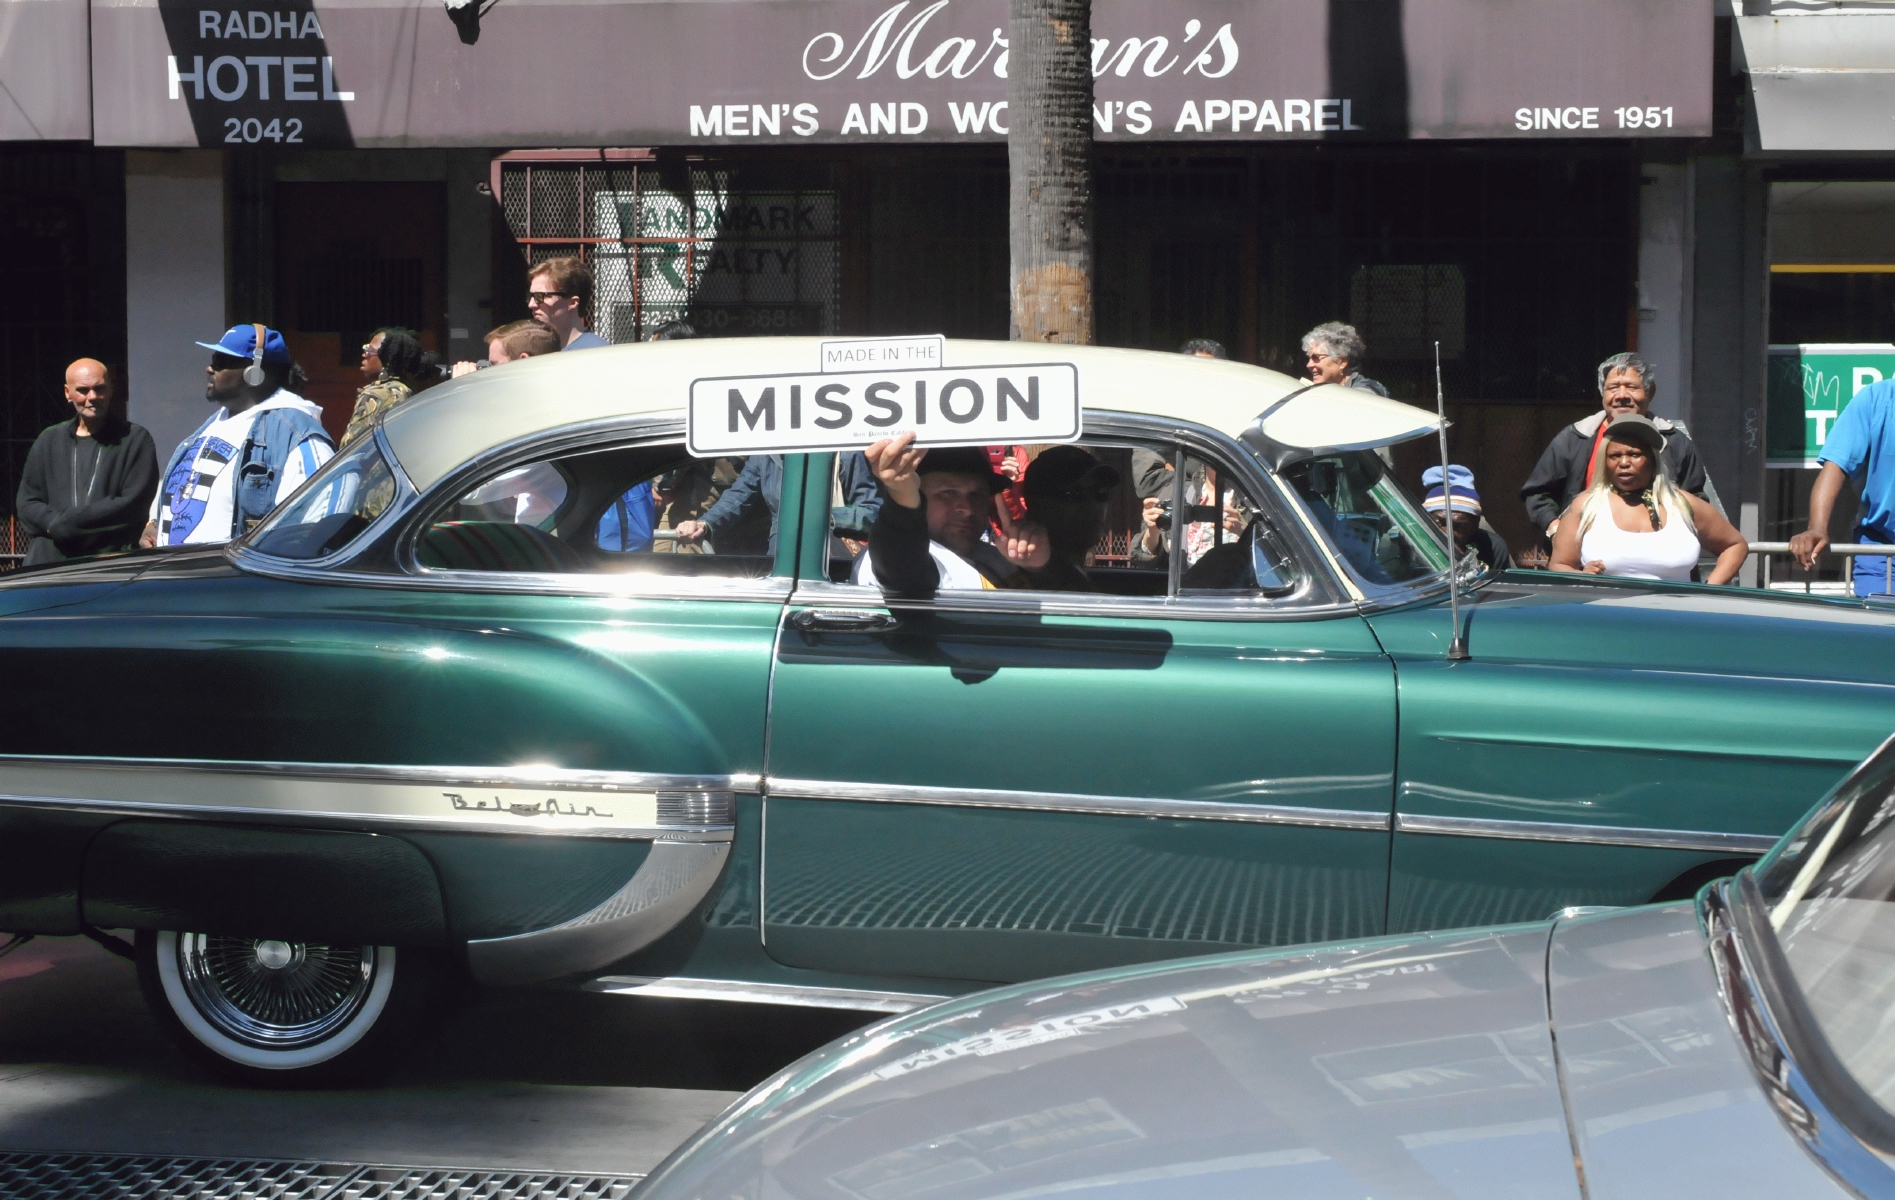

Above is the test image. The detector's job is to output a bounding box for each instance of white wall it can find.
[1638,163,1694,426]
[125,150,224,462]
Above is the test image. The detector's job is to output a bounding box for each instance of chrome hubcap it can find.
[175,934,379,1050]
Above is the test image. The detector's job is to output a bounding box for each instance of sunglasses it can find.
[527,291,575,304]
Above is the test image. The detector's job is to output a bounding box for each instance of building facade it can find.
[0,0,1766,564]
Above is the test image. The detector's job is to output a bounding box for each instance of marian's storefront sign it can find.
[85,0,1713,148]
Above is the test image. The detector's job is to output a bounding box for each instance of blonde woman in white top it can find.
[1550,414,1747,584]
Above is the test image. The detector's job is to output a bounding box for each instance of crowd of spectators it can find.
[19,269,1895,596]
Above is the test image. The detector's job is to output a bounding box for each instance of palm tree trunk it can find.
[1006,0,1093,344]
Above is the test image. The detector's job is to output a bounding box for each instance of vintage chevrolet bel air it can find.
[1,338,1893,1083]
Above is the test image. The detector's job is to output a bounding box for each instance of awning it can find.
[1738,14,1895,152]
[82,0,1713,149]
[0,0,90,140]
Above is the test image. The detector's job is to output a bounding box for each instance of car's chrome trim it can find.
[785,579,1360,623]
[467,840,732,985]
[584,975,950,1014]
[766,778,1392,831]
[382,571,791,602]
[1704,879,1895,1196]
[230,558,791,602]
[0,755,753,840]
[0,754,760,794]
[1396,812,1779,855]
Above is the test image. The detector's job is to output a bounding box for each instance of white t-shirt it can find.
[155,393,333,546]
[853,538,1015,591]
[1579,504,1701,582]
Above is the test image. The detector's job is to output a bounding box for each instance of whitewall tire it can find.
[137,930,435,1085]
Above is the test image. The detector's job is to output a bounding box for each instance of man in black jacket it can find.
[15,359,159,566]
[1519,352,1716,538]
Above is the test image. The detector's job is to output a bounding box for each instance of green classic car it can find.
[2,338,1892,1084]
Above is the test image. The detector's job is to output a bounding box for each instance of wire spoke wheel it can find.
[144,930,407,1076]
[177,935,377,1049]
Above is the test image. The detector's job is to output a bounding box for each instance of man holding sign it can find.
[856,432,1088,596]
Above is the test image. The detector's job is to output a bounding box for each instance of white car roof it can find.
[380,337,1439,491]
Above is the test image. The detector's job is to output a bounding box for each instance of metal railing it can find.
[1747,542,1895,594]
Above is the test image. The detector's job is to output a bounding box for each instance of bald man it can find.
[15,359,159,566]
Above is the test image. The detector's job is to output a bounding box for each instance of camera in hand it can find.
[1153,500,1223,531]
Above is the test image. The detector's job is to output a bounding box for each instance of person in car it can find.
[1019,446,1120,574]
[857,432,1086,596]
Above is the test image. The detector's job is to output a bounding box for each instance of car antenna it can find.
[1435,340,1470,662]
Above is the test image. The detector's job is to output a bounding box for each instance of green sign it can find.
[1768,344,1895,468]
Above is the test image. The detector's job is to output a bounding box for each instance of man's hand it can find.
[1795,463,1847,572]
[999,455,1021,481]
[993,497,1051,569]
[1222,504,1246,537]
[1140,496,1165,554]
[674,519,708,544]
[450,361,480,378]
[864,432,927,509]
[1790,529,1829,571]
[139,520,157,549]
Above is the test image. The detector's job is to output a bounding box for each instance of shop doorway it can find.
[1762,180,1895,581]
[274,182,446,439]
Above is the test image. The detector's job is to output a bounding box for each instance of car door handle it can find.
[790,609,900,633]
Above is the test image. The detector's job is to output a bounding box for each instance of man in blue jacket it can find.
[143,325,333,547]
[673,453,882,556]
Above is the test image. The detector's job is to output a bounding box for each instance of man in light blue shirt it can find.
[1792,378,1895,596]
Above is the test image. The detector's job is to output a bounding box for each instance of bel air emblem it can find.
[443,792,614,819]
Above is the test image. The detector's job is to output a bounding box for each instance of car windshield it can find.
[244,435,400,561]
[1276,450,1449,591]
[1753,741,1895,1123]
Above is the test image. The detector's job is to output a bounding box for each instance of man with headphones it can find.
[145,324,334,547]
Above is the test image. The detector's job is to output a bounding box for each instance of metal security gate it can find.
[0,1151,639,1199]
[494,151,840,343]
[0,146,127,561]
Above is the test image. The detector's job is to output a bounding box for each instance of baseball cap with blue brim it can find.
[197,324,292,363]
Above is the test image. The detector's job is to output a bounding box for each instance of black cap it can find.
[1023,445,1121,503]
[1603,413,1665,458]
[918,446,1010,492]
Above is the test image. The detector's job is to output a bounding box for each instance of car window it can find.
[1755,747,1895,1122]
[1278,451,1447,591]
[417,441,774,579]
[829,439,1303,601]
[245,434,400,561]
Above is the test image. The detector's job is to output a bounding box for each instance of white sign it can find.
[687,362,1081,455]
[820,335,944,372]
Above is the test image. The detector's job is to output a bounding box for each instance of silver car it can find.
[633,735,1895,1200]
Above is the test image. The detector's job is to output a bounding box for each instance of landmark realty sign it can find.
[87,0,1711,148]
